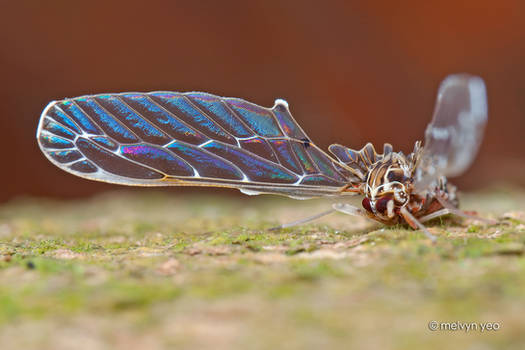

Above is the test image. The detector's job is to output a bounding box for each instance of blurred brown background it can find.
[1,0,524,203]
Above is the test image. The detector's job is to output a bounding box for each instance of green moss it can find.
[289,260,344,280]
[467,224,481,233]
[32,239,67,255]
[0,189,524,348]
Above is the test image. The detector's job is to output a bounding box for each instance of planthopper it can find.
[36,74,492,241]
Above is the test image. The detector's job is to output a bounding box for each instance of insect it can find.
[36,74,490,241]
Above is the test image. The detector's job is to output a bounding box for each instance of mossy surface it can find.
[0,188,524,349]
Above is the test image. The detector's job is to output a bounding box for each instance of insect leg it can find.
[419,208,451,223]
[332,203,368,217]
[400,207,437,243]
[269,208,337,231]
[435,196,496,224]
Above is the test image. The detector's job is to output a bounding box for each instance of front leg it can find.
[400,207,437,243]
[333,203,396,225]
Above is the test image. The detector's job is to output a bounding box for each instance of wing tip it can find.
[273,98,289,109]
[439,73,486,95]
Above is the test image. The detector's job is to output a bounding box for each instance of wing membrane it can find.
[329,142,394,180]
[414,74,488,191]
[37,92,360,198]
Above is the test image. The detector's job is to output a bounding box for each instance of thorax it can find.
[360,153,458,223]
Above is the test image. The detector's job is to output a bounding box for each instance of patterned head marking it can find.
[362,153,413,219]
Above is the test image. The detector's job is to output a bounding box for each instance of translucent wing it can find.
[37,92,361,199]
[329,142,394,180]
[414,74,488,191]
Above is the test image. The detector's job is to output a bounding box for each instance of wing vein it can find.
[181,94,238,141]
[141,93,206,143]
[113,95,172,140]
[90,97,141,142]
[43,116,80,138]
[54,105,85,136]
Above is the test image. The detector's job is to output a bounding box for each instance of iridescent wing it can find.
[329,142,394,180]
[414,74,488,191]
[37,92,361,199]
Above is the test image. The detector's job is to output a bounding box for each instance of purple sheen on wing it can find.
[149,93,236,145]
[225,99,283,137]
[119,94,208,145]
[167,141,244,180]
[291,141,317,174]
[333,163,355,180]
[329,144,353,164]
[306,147,346,182]
[104,94,208,145]
[186,93,254,138]
[272,104,307,140]
[202,141,297,183]
[95,95,171,145]
[75,98,139,143]
[76,138,163,179]
[269,139,302,174]
[120,144,194,177]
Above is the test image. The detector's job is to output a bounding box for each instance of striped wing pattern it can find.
[37,92,359,198]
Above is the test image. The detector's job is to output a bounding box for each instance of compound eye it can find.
[362,197,373,212]
[375,196,392,213]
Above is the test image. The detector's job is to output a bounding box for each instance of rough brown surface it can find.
[0,188,524,349]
